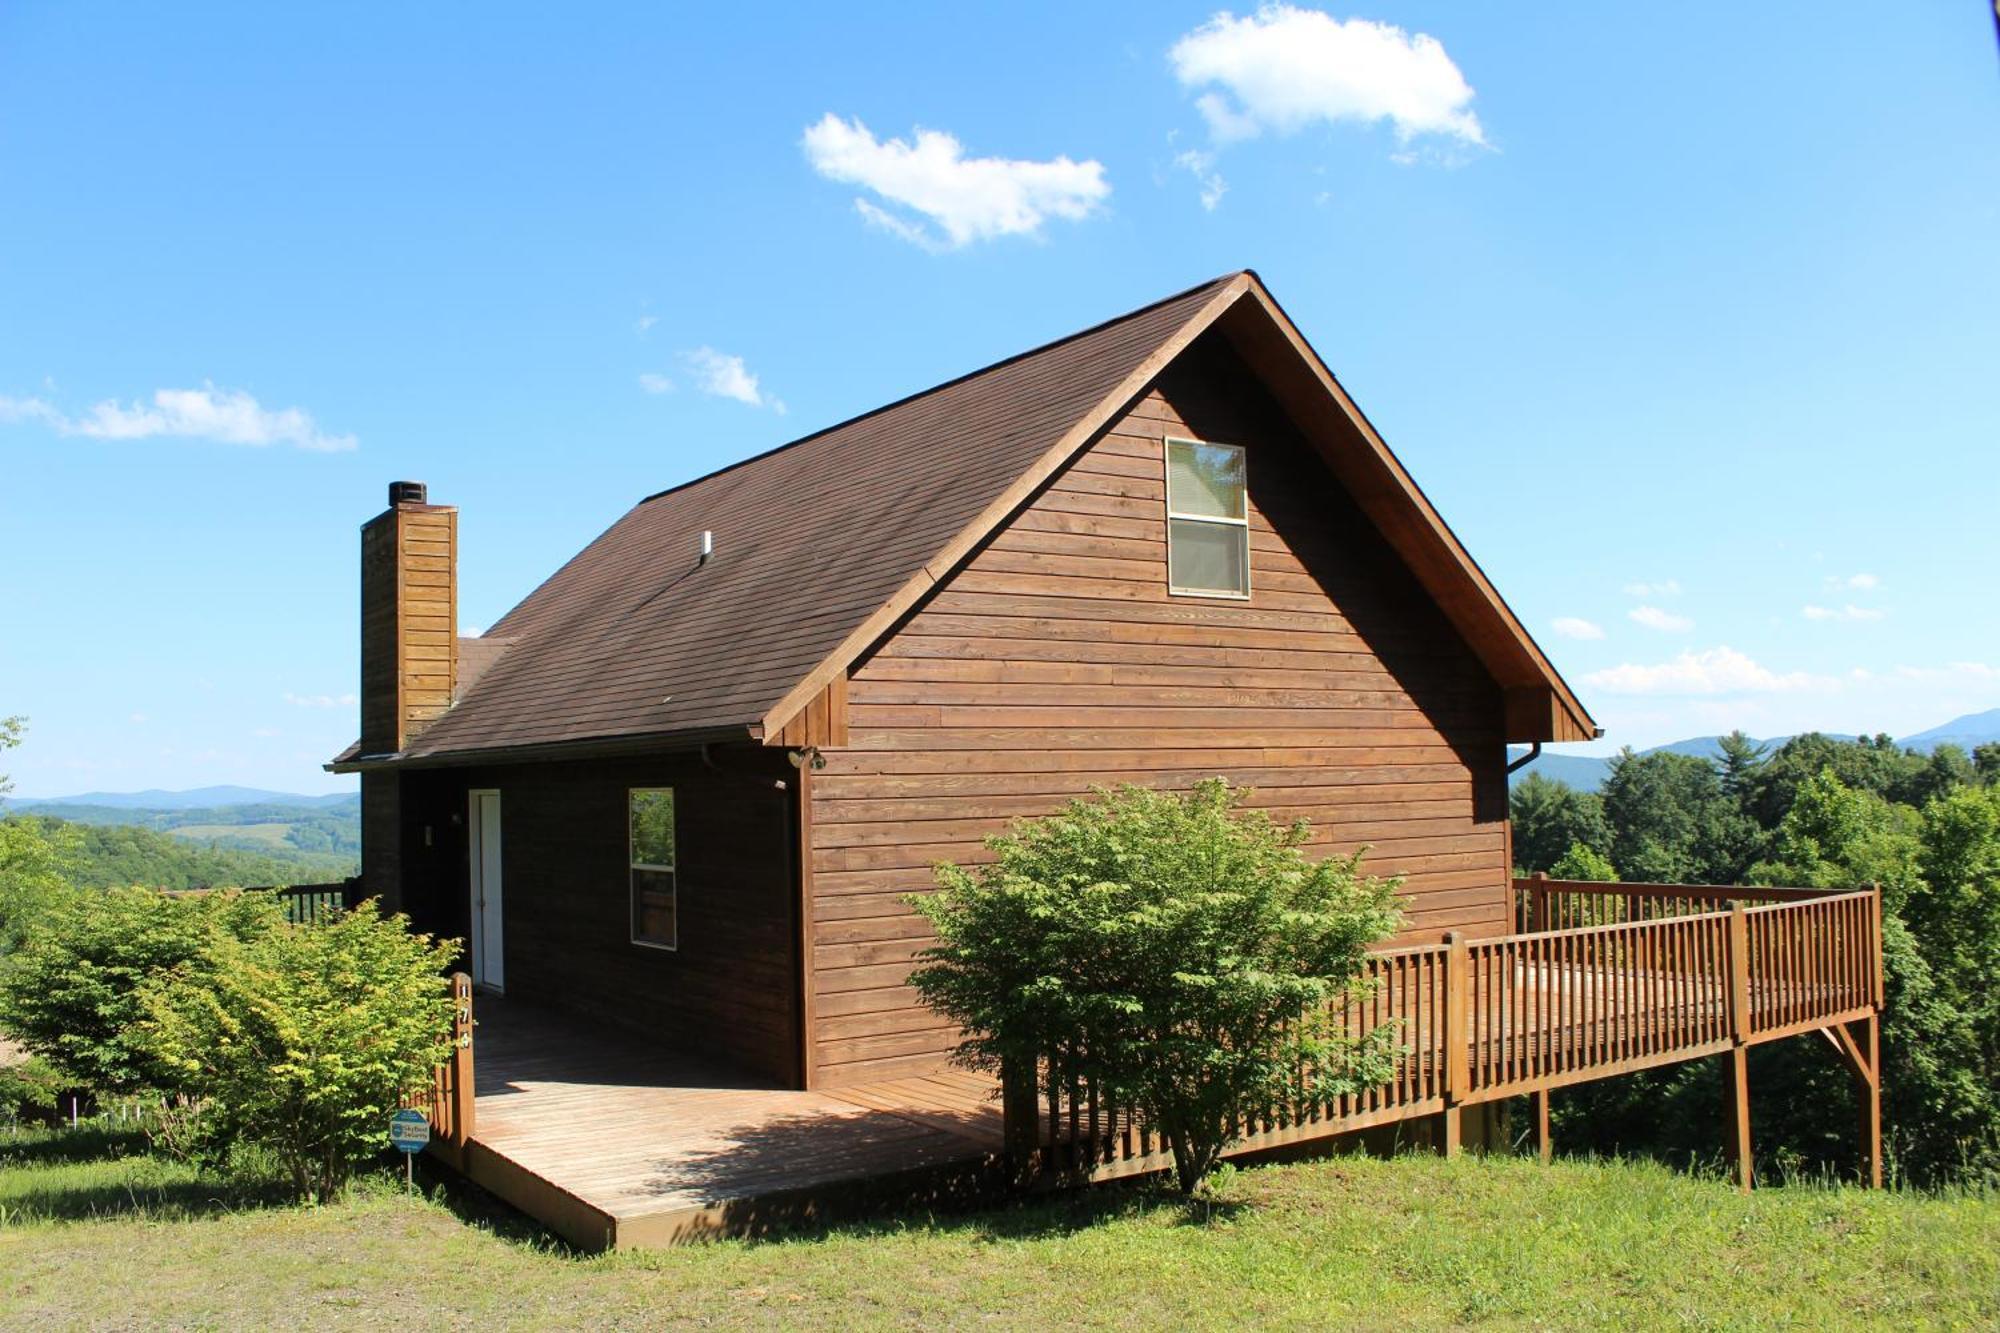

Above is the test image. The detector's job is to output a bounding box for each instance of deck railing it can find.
[264,879,360,924]
[410,972,477,1167]
[1010,881,1883,1186]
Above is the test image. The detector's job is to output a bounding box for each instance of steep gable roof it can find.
[337,270,1593,770]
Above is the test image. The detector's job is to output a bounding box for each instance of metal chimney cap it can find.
[388,480,429,506]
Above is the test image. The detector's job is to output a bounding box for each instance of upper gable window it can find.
[1165,438,1249,598]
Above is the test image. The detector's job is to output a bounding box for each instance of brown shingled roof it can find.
[335,269,1596,770]
[382,273,1245,762]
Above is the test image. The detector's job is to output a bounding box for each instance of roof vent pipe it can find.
[698,530,714,565]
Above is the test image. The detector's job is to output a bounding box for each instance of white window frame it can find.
[1163,435,1251,600]
[628,786,678,952]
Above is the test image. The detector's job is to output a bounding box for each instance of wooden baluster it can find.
[1443,931,1468,1155]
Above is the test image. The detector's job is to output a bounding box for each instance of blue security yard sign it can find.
[389,1108,431,1154]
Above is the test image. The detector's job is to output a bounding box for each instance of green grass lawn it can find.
[1,1126,1993,1331]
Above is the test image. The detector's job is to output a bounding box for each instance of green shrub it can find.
[909,779,1404,1195]
[1548,841,1618,882]
[138,900,458,1202]
[0,1054,64,1123]
[0,886,281,1095]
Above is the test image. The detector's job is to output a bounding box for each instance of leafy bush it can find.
[0,1054,64,1123]
[0,886,281,1095]
[1548,841,1618,882]
[909,779,1404,1195]
[138,901,458,1202]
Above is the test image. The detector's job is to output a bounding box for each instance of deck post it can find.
[1442,930,1468,1158]
[1724,903,1752,1193]
[1529,871,1549,933]
[1858,1014,1882,1188]
[1533,1089,1552,1165]
[450,972,476,1152]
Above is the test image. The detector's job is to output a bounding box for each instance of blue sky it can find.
[2,3,1996,797]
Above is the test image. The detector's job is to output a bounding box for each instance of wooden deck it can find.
[419,881,1885,1247]
[454,1000,1005,1249]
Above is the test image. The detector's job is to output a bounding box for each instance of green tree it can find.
[139,901,460,1202]
[1748,733,1924,828]
[1600,749,1759,883]
[1972,743,2000,786]
[1508,773,1611,874]
[1747,768,1921,895]
[0,718,79,952]
[1900,745,1976,809]
[0,886,281,1094]
[908,780,1404,1195]
[1715,730,1768,806]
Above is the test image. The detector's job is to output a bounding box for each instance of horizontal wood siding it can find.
[396,749,802,1086]
[807,334,1509,1087]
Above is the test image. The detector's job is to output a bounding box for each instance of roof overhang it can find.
[326,722,762,774]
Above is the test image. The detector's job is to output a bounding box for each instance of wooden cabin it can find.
[338,273,1888,1247]
[332,270,1600,1092]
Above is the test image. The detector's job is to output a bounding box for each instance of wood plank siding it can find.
[805,335,1511,1088]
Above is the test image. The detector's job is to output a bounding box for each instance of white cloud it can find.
[1173,148,1228,211]
[0,384,355,451]
[1629,605,1693,632]
[637,372,674,395]
[682,348,782,412]
[634,315,658,336]
[1169,7,1485,151]
[1585,647,1837,696]
[0,395,61,426]
[251,726,281,739]
[128,712,148,724]
[1802,604,1885,622]
[284,691,357,709]
[1551,616,1605,641]
[1825,572,1879,590]
[801,113,1111,249]
[1622,579,1682,599]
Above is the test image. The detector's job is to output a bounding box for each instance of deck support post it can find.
[1528,871,1549,934]
[1533,1089,1551,1165]
[1823,1016,1884,1189]
[1723,1047,1751,1193]
[1859,1014,1882,1189]
[1723,902,1752,1193]
[1442,930,1469,1159]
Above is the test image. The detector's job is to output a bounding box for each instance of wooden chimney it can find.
[359,481,457,754]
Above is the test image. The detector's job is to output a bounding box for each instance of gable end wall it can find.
[804,337,1511,1088]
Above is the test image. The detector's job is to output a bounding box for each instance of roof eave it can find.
[325,722,762,773]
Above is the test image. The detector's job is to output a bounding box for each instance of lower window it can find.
[629,787,677,949]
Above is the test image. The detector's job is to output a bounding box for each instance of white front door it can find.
[468,789,504,992]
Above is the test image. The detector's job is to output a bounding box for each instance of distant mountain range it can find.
[9,712,1997,809]
[1510,708,2000,792]
[5,785,358,811]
